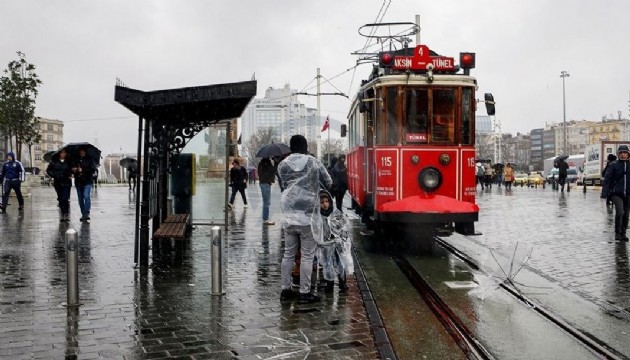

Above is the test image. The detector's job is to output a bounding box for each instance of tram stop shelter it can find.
[114,80,257,267]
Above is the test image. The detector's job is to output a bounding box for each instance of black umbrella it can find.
[555,155,569,162]
[256,143,290,158]
[53,142,102,165]
[119,157,138,170]
[43,150,56,163]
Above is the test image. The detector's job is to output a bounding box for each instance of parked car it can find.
[513,172,529,186]
[528,173,545,187]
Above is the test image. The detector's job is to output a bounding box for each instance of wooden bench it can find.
[153,214,191,264]
[153,214,190,239]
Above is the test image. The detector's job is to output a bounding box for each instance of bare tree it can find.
[244,127,276,166]
[321,138,347,165]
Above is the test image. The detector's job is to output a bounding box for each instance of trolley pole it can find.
[211,226,225,295]
[65,229,80,307]
[316,68,322,161]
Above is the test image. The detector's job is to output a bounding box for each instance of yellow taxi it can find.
[513,172,529,186]
[527,173,545,187]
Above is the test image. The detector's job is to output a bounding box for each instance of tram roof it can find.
[364,74,477,89]
[114,80,257,124]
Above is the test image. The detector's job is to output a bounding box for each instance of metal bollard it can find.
[211,226,225,295]
[66,229,80,307]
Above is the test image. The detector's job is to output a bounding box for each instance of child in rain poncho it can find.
[319,190,354,293]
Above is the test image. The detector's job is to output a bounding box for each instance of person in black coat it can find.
[331,154,348,212]
[557,158,570,192]
[228,160,248,208]
[602,154,617,206]
[46,149,73,221]
[602,145,630,241]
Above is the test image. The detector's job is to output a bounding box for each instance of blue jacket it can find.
[0,152,25,182]
[602,159,630,197]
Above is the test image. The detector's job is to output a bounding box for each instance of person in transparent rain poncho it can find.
[278,135,333,304]
[318,190,354,293]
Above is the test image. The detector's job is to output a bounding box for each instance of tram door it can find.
[365,96,375,208]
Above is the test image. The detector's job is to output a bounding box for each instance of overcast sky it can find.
[1,0,629,155]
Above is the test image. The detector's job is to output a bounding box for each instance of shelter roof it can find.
[114,80,256,124]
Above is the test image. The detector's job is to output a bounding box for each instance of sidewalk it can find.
[0,184,378,359]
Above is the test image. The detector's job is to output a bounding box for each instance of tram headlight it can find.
[418,167,442,193]
[439,153,451,166]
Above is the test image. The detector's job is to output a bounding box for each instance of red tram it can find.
[344,25,494,236]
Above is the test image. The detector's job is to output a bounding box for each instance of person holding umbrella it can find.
[73,148,98,222]
[557,156,570,192]
[46,149,73,221]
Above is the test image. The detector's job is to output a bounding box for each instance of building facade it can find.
[530,128,544,170]
[31,117,64,171]
[240,84,319,145]
[588,120,623,144]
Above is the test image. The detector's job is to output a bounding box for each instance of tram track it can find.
[429,235,628,360]
[392,253,495,360]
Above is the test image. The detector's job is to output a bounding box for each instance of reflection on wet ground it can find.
[0,184,377,359]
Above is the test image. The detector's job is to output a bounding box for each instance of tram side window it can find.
[405,89,429,143]
[431,89,456,144]
[386,87,398,145]
[461,88,473,145]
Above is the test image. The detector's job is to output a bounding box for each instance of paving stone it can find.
[0,185,378,359]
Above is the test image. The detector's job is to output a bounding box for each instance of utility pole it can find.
[316,68,321,160]
[415,14,421,44]
[560,70,570,155]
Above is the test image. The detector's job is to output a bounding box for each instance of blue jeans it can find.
[76,184,92,218]
[260,183,271,221]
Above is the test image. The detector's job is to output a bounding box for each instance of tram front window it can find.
[432,89,456,144]
[404,89,429,143]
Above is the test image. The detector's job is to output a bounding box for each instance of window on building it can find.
[35,155,41,160]
[47,135,54,142]
[48,124,54,131]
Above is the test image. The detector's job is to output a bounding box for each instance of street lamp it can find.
[560,70,570,155]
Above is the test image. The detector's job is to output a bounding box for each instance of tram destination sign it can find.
[392,45,455,71]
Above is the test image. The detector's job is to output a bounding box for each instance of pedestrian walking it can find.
[601,145,630,241]
[258,157,275,225]
[503,163,514,190]
[318,190,353,294]
[484,163,494,189]
[46,149,72,221]
[331,154,348,212]
[476,162,485,190]
[0,152,25,213]
[73,148,97,223]
[228,160,248,208]
[602,154,617,206]
[557,157,570,192]
[278,135,332,304]
[127,165,137,191]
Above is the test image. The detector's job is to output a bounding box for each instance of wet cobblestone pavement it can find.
[474,185,630,316]
[0,184,378,359]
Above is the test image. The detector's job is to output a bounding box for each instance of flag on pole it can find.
[321,116,329,132]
